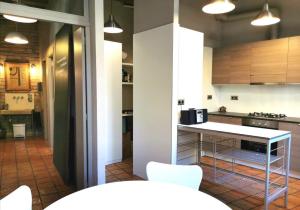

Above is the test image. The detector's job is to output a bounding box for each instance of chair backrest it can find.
[146,161,203,190]
[0,185,32,210]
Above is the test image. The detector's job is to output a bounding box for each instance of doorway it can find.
[0,11,88,210]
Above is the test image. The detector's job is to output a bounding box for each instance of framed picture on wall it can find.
[5,62,31,91]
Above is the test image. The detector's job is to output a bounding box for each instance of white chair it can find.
[0,185,32,210]
[146,161,203,190]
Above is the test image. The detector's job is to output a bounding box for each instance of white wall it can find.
[203,47,300,117]
[133,23,177,179]
[177,28,204,118]
[202,47,220,112]
[104,41,122,164]
[176,29,204,165]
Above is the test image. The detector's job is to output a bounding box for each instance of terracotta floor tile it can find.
[0,138,74,208]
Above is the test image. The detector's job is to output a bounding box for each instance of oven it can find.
[241,118,279,155]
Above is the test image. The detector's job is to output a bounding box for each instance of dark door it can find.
[53,25,76,184]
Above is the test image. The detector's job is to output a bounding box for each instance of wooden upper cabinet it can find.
[287,36,300,83]
[250,38,288,83]
[211,37,296,85]
[228,44,251,84]
[212,44,251,84]
[212,48,230,84]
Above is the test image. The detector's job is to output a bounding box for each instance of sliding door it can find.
[53,25,76,184]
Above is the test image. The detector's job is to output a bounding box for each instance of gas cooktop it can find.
[248,112,286,119]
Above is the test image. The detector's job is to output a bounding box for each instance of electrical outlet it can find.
[207,95,212,100]
[231,96,238,100]
[178,99,185,105]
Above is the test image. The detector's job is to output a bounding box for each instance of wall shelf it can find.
[122,113,133,117]
[122,82,133,86]
[122,63,133,67]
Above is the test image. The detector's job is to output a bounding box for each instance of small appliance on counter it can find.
[218,106,227,113]
[180,108,208,125]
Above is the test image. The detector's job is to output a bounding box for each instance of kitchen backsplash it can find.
[213,85,300,117]
[203,47,300,118]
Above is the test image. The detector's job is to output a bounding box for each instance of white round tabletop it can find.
[44,181,231,210]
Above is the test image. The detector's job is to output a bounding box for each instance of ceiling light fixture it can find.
[3,14,37,23]
[104,0,123,33]
[4,32,29,44]
[3,0,37,23]
[202,0,235,14]
[251,1,280,26]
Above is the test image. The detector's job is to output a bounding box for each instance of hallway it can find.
[0,138,74,210]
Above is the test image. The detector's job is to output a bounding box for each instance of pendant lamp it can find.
[251,1,280,26]
[4,24,29,45]
[202,0,235,14]
[104,0,123,33]
[3,0,37,23]
[3,14,37,23]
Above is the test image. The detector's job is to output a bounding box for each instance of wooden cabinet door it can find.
[250,38,288,83]
[212,49,230,84]
[287,36,300,83]
[229,44,251,84]
[279,122,300,172]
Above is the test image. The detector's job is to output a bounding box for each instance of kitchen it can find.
[132,0,300,209]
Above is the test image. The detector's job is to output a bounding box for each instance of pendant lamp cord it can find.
[110,0,113,15]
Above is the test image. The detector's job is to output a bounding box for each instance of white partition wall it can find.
[133,24,178,179]
[133,24,204,178]
[104,41,122,165]
[177,28,204,111]
[177,28,204,165]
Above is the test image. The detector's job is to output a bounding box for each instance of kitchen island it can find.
[178,122,291,210]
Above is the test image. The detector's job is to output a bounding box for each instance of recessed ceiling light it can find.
[251,3,280,26]
[4,32,29,45]
[202,0,235,14]
[3,14,37,23]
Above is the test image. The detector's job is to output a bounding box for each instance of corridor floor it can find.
[0,138,74,210]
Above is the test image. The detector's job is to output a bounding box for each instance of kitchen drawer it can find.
[208,115,242,125]
[279,122,300,172]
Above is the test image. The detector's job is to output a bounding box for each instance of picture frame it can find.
[5,62,31,91]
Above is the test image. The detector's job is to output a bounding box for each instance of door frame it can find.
[0,0,105,187]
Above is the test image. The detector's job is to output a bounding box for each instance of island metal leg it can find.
[265,142,271,210]
[284,136,291,207]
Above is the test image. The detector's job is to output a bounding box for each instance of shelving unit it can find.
[122,63,133,159]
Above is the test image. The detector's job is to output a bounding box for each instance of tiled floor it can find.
[105,158,142,183]
[106,157,300,210]
[0,138,74,210]
[2,137,300,210]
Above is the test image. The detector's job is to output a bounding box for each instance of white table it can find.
[178,122,292,210]
[44,181,231,210]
